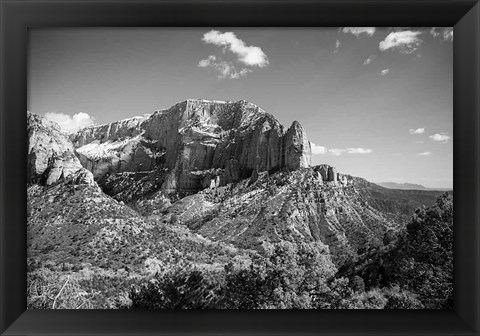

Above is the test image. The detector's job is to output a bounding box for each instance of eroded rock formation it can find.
[284,121,311,170]
[71,99,313,194]
[27,112,95,186]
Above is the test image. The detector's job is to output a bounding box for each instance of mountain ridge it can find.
[27,99,445,308]
[377,181,452,191]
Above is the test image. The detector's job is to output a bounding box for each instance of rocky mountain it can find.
[26,99,447,309]
[71,99,311,195]
[27,100,443,267]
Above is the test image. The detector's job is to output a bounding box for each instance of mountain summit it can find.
[71,99,312,194]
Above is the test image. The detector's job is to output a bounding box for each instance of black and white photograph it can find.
[27,27,453,309]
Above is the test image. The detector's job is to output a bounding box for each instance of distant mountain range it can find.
[377,181,452,191]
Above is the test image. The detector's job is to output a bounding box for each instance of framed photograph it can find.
[1,0,479,335]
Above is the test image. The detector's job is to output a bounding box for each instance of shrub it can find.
[349,289,387,309]
[313,277,354,309]
[383,286,424,309]
[351,275,365,293]
[129,266,221,309]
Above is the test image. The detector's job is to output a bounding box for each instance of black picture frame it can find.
[1,0,479,335]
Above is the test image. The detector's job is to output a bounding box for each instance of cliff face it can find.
[71,99,312,194]
[27,112,95,186]
[284,121,311,170]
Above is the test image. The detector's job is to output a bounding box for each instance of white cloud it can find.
[430,27,453,42]
[409,128,425,135]
[328,148,345,156]
[346,147,373,154]
[44,112,95,133]
[429,133,451,143]
[363,55,376,65]
[198,55,251,79]
[311,143,328,155]
[333,39,341,54]
[342,27,376,37]
[310,143,372,156]
[198,55,216,67]
[417,151,432,156]
[380,69,391,76]
[379,30,423,53]
[202,30,269,67]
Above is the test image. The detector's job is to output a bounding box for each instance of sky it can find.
[28,27,453,188]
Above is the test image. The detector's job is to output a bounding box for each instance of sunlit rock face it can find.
[27,112,95,186]
[70,99,313,194]
[284,120,311,170]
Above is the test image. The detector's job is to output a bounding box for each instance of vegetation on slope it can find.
[337,192,453,309]
[27,173,452,309]
[126,193,453,309]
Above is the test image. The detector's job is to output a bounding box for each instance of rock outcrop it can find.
[27,112,95,186]
[284,121,311,170]
[71,99,312,194]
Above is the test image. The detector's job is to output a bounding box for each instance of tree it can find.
[219,261,276,309]
[219,241,337,309]
[383,192,453,308]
